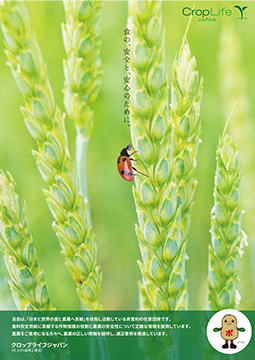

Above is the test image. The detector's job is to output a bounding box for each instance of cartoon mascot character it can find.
[213,314,245,349]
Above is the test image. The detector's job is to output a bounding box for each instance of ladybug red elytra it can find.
[117,144,148,182]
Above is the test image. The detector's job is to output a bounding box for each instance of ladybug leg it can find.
[132,167,149,178]
[130,151,138,156]
[129,158,139,161]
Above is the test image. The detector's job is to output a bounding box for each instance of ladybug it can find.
[117,144,148,182]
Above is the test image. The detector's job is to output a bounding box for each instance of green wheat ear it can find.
[171,36,203,242]
[218,23,255,307]
[62,0,103,209]
[0,0,102,310]
[128,0,187,311]
[207,133,247,310]
[0,171,53,311]
[62,0,103,133]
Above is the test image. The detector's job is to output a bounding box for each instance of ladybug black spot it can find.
[118,158,120,164]
[128,172,132,176]
[121,170,125,174]
[122,158,126,162]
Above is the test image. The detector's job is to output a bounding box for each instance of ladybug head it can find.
[126,144,132,156]
[120,144,132,157]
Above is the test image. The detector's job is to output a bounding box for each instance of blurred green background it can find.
[0,1,254,311]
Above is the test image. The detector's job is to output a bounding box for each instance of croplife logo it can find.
[182,5,248,22]
[234,5,248,20]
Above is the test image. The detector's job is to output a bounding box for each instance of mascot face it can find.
[222,315,237,327]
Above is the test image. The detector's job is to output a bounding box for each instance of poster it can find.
[0,1,254,359]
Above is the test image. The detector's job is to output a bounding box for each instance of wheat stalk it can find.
[0,0,102,310]
[207,132,246,310]
[62,0,103,209]
[128,0,187,312]
[0,171,53,311]
[171,35,203,243]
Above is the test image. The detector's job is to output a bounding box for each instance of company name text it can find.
[182,7,232,18]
